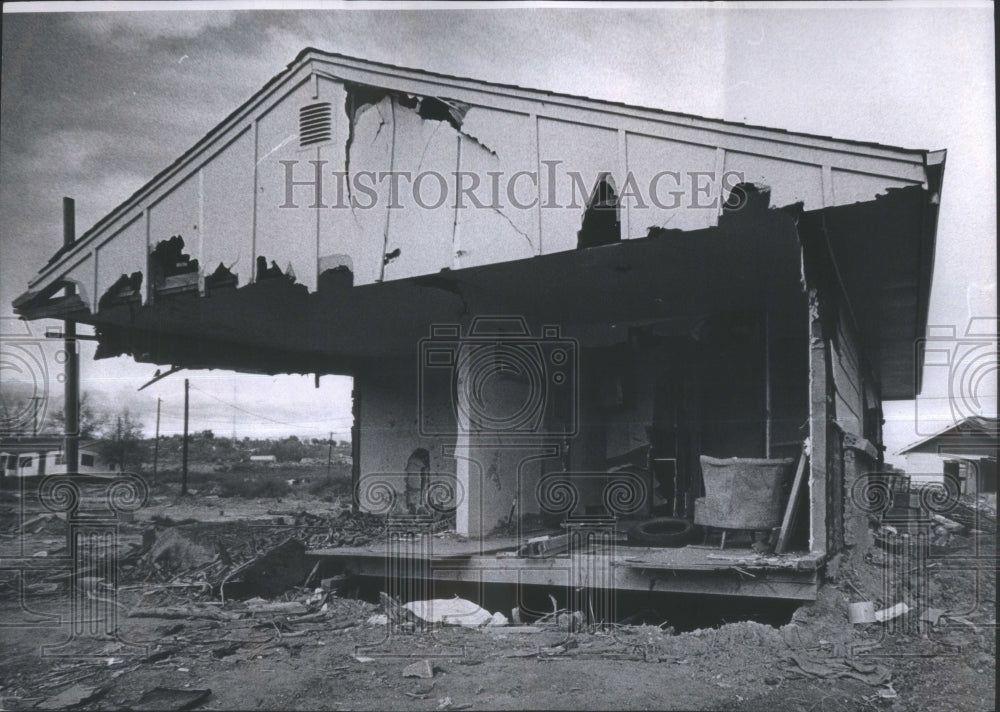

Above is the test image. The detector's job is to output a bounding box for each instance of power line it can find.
[185,382,350,432]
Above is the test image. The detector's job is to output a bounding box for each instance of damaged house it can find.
[13,50,945,603]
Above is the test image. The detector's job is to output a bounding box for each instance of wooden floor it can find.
[310,536,823,600]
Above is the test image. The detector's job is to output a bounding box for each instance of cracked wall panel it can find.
[148,174,200,269]
[454,107,538,269]
[381,98,459,282]
[314,78,365,282]
[202,128,255,288]
[830,169,916,206]
[724,152,824,211]
[538,118,618,255]
[625,134,719,236]
[342,95,395,286]
[255,81,327,290]
[95,216,146,307]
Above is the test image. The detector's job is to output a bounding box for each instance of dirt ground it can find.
[0,485,995,711]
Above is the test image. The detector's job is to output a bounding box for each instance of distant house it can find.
[249,454,277,465]
[0,436,104,477]
[897,416,998,493]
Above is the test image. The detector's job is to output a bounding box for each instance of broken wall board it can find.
[537,118,619,255]
[148,172,201,283]
[21,52,936,337]
[331,92,393,286]
[379,97,461,282]
[95,216,146,309]
[808,289,829,555]
[254,77,326,291]
[454,106,539,268]
[202,126,256,289]
[724,151,825,212]
[623,134,719,235]
[830,168,915,206]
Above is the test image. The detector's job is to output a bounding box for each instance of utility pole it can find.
[181,379,189,496]
[29,396,41,436]
[63,197,79,553]
[231,383,237,445]
[153,398,161,478]
[327,431,333,476]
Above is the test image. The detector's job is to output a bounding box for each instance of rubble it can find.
[0,477,991,711]
[402,659,435,679]
[220,537,310,600]
[873,602,909,622]
[783,652,892,685]
[129,687,212,711]
[115,510,389,602]
[36,683,107,710]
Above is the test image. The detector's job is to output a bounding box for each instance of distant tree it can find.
[97,409,146,472]
[44,391,107,439]
[198,429,215,440]
[0,395,32,436]
[270,435,307,462]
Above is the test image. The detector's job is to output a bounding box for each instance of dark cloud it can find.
[1,6,994,442]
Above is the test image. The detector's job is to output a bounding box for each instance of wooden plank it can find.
[327,552,818,600]
[775,445,808,554]
[14,294,90,320]
[808,289,829,554]
[310,534,531,559]
[312,544,823,572]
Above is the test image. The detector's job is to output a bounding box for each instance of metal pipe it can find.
[63,198,79,476]
[764,310,771,458]
[351,381,360,514]
[153,398,161,478]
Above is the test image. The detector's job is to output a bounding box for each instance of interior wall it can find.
[356,358,456,514]
[551,306,810,522]
[830,301,866,437]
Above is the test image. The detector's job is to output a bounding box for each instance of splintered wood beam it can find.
[311,551,820,600]
[775,444,808,555]
[808,289,829,555]
[14,294,89,321]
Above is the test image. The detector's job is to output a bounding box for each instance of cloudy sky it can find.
[0,2,995,457]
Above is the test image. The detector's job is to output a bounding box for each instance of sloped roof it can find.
[33,47,943,281]
[896,416,1000,455]
[0,436,99,454]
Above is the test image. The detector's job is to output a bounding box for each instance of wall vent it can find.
[299,102,332,147]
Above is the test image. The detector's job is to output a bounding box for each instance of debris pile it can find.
[119,510,391,593]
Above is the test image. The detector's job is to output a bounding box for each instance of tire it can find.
[628,517,695,547]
